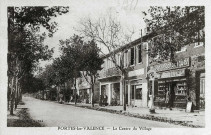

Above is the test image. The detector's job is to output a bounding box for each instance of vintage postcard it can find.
[0,0,211,135]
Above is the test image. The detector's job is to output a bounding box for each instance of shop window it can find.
[130,47,135,65]
[175,82,187,95]
[113,83,120,101]
[138,45,142,63]
[200,73,205,109]
[136,85,142,100]
[101,85,106,95]
[158,81,166,96]
[200,73,205,95]
[200,78,205,94]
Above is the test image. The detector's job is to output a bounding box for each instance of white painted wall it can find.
[142,82,148,107]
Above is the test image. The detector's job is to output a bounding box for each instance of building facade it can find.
[75,8,205,110]
[76,73,100,104]
[147,33,205,110]
[98,40,149,107]
[98,28,205,110]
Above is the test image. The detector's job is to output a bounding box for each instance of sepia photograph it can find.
[0,0,210,135]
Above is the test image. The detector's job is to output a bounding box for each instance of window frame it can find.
[137,44,142,64]
[130,47,135,66]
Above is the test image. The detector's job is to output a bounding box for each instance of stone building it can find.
[98,39,149,107]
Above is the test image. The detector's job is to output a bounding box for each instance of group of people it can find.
[58,93,79,104]
[99,94,108,106]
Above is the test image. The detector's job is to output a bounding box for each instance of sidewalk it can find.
[67,102,205,128]
[7,102,44,127]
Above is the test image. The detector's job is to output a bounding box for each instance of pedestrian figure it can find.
[165,90,170,107]
[104,94,108,106]
[75,93,78,105]
[169,86,176,110]
[70,95,73,102]
[99,95,103,106]
[59,93,63,104]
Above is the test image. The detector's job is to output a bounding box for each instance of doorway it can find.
[200,73,205,109]
[170,82,176,107]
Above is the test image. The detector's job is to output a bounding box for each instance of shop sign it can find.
[151,58,190,72]
[99,67,121,79]
[128,68,144,77]
[159,69,185,79]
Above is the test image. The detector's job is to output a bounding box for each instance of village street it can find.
[22,96,185,127]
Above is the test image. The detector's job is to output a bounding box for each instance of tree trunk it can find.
[10,77,15,115]
[15,77,18,109]
[18,83,21,102]
[7,79,10,110]
[121,73,127,111]
[10,92,14,115]
[7,90,10,110]
[91,84,94,107]
[42,89,44,100]
[63,86,65,103]
[19,88,22,102]
[74,78,77,105]
[57,86,59,102]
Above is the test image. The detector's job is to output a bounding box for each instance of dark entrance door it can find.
[200,73,205,109]
[126,85,128,104]
[170,82,176,108]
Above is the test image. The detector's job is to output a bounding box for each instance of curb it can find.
[68,103,203,128]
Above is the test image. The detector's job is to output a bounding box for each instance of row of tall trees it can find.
[40,35,103,107]
[7,6,69,115]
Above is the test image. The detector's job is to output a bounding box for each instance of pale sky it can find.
[39,0,149,68]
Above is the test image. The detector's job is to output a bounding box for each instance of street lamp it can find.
[147,71,156,113]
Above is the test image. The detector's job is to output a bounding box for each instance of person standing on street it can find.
[165,90,170,108]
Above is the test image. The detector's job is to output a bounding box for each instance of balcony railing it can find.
[99,67,121,79]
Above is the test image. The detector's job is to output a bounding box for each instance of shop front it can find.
[154,69,188,108]
[100,81,121,106]
[148,58,190,109]
[126,68,148,107]
[79,88,91,103]
[193,55,205,110]
[129,79,143,107]
[199,72,205,109]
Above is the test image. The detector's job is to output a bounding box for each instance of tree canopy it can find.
[8,7,69,79]
[40,35,103,87]
[143,6,204,61]
[7,6,69,114]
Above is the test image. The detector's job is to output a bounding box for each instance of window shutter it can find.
[134,46,137,65]
[128,49,131,66]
